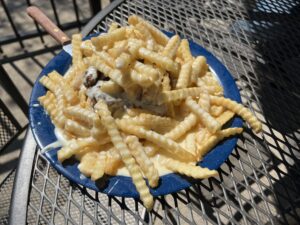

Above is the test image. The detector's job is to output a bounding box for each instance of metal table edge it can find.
[81,0,126,36]
[9,129,37,225]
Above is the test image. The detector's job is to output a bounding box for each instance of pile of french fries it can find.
[38,15,262,210]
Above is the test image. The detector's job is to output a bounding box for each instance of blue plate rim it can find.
[29,32,243,198]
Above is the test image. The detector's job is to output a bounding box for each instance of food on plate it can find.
[38,15,262,210]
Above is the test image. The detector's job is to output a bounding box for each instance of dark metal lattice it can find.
[0,99,20,150]
[0,171,16,225]
[25,0,300,224]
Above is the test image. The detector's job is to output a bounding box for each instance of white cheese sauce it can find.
[41,127,68,153]
[86,80,122,104]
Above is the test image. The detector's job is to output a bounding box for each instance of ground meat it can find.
[97,71,109,81]
[90,98,97,106]
[84,74,98,87]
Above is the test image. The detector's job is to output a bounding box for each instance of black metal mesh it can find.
[0,99,19,150]
[25,0,300,224]
[0,171,15,225]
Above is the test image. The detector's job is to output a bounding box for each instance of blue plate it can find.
[29,32,242,198]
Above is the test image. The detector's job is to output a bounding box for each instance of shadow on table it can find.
[146,2,300,223]
[206,0,300,224]
[243,1,300,224]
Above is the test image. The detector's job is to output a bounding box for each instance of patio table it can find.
[9,0,300,224]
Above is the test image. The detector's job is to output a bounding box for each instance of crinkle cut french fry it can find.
[72,34,83,65]
[123,113,177,133]
[210,96,262,133]
[48,70,64,83]
[198,92,210,112]
[94,100,153,210]
[138,47,179,75]
[176,61,192,89]
[53,87,67,128]
[128,38,144,57]
[196,77,206,88]
[143,141,159,157]
[185,97,221,134]
[92,152,106,180]
[125,26,136,39]
[132,28,145,40]
[87,54,131,89]
[162,35,180,59]
[105,148,122,175]
[126,108,152,117]
[197,77,223,96]
[164,113,198,140]
[39,76,57,93]
[115,52,132,70]
[91,27,126,50]
[134,22,154,41]
[58,138,98,162]
[71,70,88,91]
[91,126,108,140]
[196,128,207,146]
[64,62,88,86]
[114,40,128,48]
[38,92,58,121]
[191,56,207,84]
[133,61,158,81]
[81,40,95,57]
[197,127,243,158]
[116,119,195,162]
[179,131,197,154]
[130,69,153,88]
[162,75,175,117]
[128,14,140,25]
[128,15,169,45]
[201,73,224,96]
[78,152,98,177]
[64,106,97,128]
[178,39,193,62]
[78,152,106,181]
[146,39,155,51]
[65,119,91,138]
[48,71,78,104]
[96,51,116,68]
[125,135,159,188]
[162,75,171,91]
[210,105,224,117]
[100,80,122,95]
[162,157,218,179]
[139,113,177,127]
[161,87,204,103]
[108,40,127,58]
[108,22,119,33]
[216,110,235,126]
[175,56,184,65]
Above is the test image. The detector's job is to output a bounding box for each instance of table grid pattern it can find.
[25,0,300,224]
[0,171,15,225]
[0,99,20,150]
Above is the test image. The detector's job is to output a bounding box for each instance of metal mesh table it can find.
[9,0,300,224]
